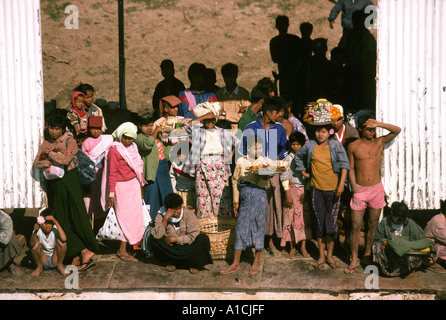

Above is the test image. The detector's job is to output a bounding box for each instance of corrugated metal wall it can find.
[0,0,46,208]
[377,0,446,209]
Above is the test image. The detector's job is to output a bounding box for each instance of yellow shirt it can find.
[310,144,338,191]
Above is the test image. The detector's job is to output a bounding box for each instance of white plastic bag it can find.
[43,164,65,180]
[142,199,151,229]
[96,207,122,241]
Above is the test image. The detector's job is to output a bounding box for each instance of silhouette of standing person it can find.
[328,0,374,48]
[341,10,377,111]
[269,15,301,113]
[152,59,186,119]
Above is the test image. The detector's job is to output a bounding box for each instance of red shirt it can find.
[108,146,137,193]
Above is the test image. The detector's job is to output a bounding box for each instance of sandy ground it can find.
[41,0,377,112]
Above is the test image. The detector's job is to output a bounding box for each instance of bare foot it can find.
[31,266,43,278]
[71,256,81,266]
[301,249,310,258]
[81,249,94,265]
[287,248,296,259]
[57,264,70,276]
[220,264,241,275]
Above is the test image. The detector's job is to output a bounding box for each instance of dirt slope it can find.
[41,0,377,112]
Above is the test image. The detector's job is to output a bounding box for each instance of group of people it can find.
[7,62,441,279]
[1,4,445,279]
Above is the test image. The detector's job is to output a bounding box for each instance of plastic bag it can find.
[96,207,122,241]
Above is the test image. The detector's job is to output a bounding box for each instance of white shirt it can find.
[202,129,223,156]
[36,227,59,256]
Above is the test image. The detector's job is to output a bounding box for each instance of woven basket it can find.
[199,216,237,260]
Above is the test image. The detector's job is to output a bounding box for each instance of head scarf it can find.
[70,91,86,117]
[192,101,221,118]
[71,91,85,108]
[112,122,138,140]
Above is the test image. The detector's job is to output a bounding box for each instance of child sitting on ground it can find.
[30,208,69,278]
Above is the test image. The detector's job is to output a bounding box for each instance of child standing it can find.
[82,116,114,227]
[135,114,173,221]
[30,208,69,278]
[280,132,312,258]
[294,123,349,269]
[221,136,269,275]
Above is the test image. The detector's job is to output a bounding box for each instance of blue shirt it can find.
[177,89,218,119]
[328,0,374,30]
[239,117,289,160]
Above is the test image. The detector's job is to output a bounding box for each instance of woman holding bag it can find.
[101,122,147,261]
[34,109,98,270]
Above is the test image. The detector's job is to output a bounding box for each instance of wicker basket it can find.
[199,216,237,260]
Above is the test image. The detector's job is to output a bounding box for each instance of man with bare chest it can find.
[344,116,401,274]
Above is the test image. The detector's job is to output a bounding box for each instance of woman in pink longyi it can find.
[101,122,147,261]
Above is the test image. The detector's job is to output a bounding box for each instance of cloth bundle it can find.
[192,102,221,118]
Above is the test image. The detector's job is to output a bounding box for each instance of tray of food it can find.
[246,159,288,175]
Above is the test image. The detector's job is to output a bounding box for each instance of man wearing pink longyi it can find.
[344,116,401,275]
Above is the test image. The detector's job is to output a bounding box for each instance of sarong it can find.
[115,177,144,245]
[144,159,173,221]
[46,169,99,258]
[234,183,268,251]
[310,187,340,239]
[150,234,213,268]
[265,173,283,237]
[0,236,22,270]
[196,155,232,219]
[280,184,312,246]
[372,241,423,277]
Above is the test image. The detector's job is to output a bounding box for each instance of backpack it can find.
[66,138,97,185]
[142,221,155,258]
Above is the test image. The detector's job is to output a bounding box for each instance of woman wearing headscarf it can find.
[34,109,99,270]
[182,102,239,219]
[150,193,213,273]
[101,122,147,261]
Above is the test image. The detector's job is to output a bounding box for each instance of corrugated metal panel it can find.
[0,0,46,208]
[377,0,446,209]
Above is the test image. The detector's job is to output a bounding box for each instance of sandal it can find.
[427,265,446,274]
[117,251,136,262]
[78,259,96,271]
[327,261,340,269]
[268,249,281,257]
[249,265,261,275]
[166,265,176,272]
[343,265,357,275]
[8,264,21,276]
[189,267,199,274]
[312,262,324,270]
